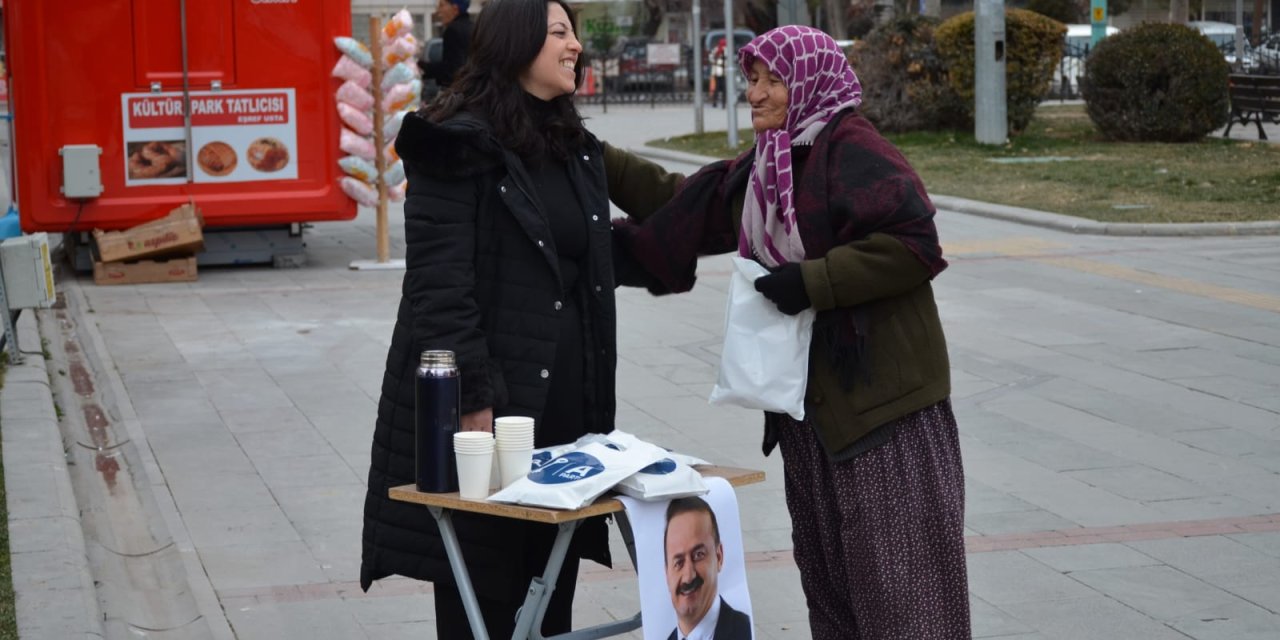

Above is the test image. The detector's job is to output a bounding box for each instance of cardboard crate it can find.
[92,203,205,262]
[93,256,198,286]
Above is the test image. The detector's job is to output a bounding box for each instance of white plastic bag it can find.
[708,257,815,421]
[489,439,664,510]
[596,431,709,501]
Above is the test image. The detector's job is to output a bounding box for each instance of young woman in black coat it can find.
[360,0,681,637]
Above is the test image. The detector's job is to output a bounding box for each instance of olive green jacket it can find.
[604,141,949,459]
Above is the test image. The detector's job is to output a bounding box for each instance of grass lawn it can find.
[646,104,1280,224]
[0,360,17,639]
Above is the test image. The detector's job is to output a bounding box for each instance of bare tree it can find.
[642,0,665,37]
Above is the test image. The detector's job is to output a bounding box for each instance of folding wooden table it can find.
[389,465,765,640]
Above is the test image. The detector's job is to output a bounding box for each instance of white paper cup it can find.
[494,416,535,443]
[497,446,533,488]
[454,432,494,499]
[495,416,535,429]
[455,451,493,500]
[454,431,494,449]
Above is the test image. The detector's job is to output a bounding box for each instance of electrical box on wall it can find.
[1,233,57,309]
[59,145,104,198]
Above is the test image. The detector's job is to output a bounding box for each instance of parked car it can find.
[605,37,691,92]
[1189,21,1262,72]
[1258,33,1280,72]
[1052,24,1118,97]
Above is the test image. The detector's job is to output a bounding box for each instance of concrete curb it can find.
[60,279,237,640]
[0,312,107,639]
[629,145,1280,237]
[930,195,1280,237]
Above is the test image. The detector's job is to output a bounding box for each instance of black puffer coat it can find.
[361,110,624,599]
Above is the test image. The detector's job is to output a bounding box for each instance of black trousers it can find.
[433,523,582,639]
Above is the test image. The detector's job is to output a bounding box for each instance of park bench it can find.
[1223,74,1280,140]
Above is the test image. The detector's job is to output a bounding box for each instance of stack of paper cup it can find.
[494,416,535,488]
[453,432,495,500]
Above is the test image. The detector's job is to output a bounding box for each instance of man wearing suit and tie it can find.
[664,497,752,640]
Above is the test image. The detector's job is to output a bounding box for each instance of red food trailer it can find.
[3,0,356,266]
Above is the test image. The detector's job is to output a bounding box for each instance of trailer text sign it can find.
[121,88,298,186]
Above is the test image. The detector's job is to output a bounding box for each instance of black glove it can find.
[753,262,811,315]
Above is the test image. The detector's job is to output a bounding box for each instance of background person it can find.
[663,497,752,640]
[708,38,727,108]
[616,25,971,639]
[419,0,472,89]
[361,1,682,637]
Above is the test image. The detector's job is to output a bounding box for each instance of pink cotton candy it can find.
[382,9,414,40]
[382,80,421,113]
[331,55,372,88]
[341,177,380,207]
[381,35,418,66]
[336,80,374,111]
[340,127,376,161]
[337,103,373,136]
[388,180,407,203]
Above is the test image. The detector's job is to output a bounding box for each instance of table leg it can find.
[528,516,643,640]
[511,520,577,639]
[428,506,490,640]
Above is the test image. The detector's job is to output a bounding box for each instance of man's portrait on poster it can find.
[664,496,752,640]
[617,476,755,640]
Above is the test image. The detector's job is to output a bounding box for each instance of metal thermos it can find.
[415,350,460,493]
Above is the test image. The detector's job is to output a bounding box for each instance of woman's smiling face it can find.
[519,2,582,100]
[746,59,788,132]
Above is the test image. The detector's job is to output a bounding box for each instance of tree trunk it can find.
[642,0,664,37]
[1168,0,1189,24]
[824,0,848,37]
[1253,0,1263,43]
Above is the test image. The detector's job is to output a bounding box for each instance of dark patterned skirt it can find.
[777,399,971,640]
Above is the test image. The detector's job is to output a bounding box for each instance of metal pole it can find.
[179,0,193,184]
[692,1,704,134]
[723,0,739,149]
[974,0,1007,145]
[1236,0,1246,68]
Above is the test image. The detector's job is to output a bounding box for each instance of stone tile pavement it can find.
[2,103,1279,639]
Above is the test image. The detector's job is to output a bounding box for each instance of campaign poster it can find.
[618,477,756,640]
[121,88,298,186]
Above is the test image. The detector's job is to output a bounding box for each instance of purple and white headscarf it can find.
[737,26,863,267]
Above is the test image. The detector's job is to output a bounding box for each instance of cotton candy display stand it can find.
[339,11,420,271]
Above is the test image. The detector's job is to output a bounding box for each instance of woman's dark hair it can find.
[424,0,587,160]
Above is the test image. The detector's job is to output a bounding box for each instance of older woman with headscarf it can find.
[614,25,971,639]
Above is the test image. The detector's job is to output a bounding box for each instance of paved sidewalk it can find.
[3,104,1279,639]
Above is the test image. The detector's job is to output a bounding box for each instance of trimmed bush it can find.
[849,16,959,133]
[1026,0,1079,24]
[1081,23,1229,142]
[935,9,1066,135]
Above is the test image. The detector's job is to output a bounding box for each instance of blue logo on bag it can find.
[531,451,554,469]
[639,459,676,475]
[529,452,604,484]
